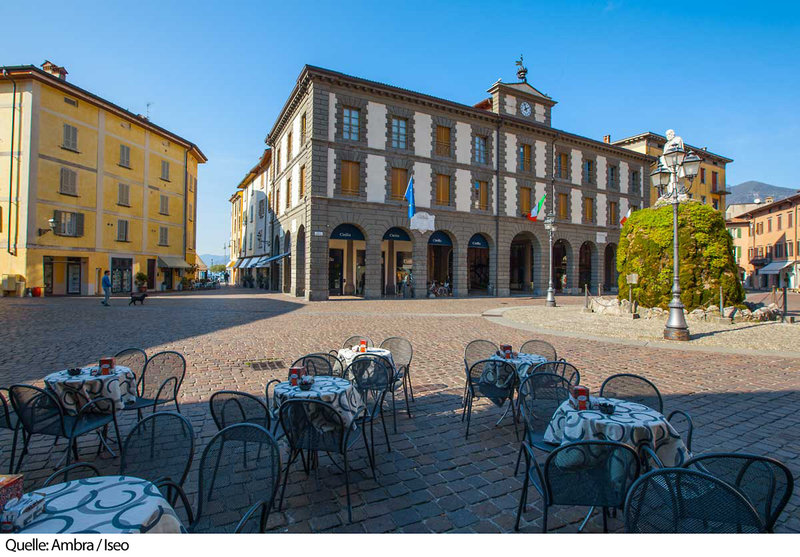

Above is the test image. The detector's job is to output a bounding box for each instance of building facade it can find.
[612,132,732,213]
[1,62,206,296]
[728,193,800,289]
[230,64,652,301]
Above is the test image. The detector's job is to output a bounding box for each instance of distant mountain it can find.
[198,254,226,267]
[727,181,797,205]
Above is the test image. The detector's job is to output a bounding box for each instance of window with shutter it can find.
[476,181,488,210]
[299,166,306,197]
[435,126,451,156]
[609,201,617,225]
[300,113,307,145]
[189,204,193,222]
[59,167,77,196]
[118,183,130,206]
[556,153,569,178]
[286,178,292,208]
[583,197,594,222]
[160,195,169,215]
[341,161,359,196]
[287,132,293,160]
[391,118,407,149]
[435,174,450,205]
[159,226,168,246]
[474,136,487,164]
[161,160,170,181]
[62,124,78,151]
[119,144,131,168]
[519,144,531,172]
[117,219,129,241]
[75,213,84,237]
[391,168,408,200]
[520,187,531,215]
[558,193,569,219]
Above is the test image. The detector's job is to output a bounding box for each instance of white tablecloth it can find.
[337,347,395,373]
[273,376,364,428]
[21,476,184,533]
[544,396,690,466]
[490,352,547,378]
[44,366,136,414]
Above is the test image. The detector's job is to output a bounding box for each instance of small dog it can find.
[129,292,148,305]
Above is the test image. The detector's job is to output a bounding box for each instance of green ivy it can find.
[617,202,744,310]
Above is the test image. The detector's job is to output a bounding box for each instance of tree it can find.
[617,202,744,310]
[209,264,226,273]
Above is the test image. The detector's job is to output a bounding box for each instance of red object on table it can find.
[500,344,512,359]
[289,366,306,386]
[569,385,590,410]
[99,357,116,376]
[0,475,23,510]
[359,340,367,353]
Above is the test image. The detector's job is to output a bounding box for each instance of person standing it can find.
[101,270,112,306]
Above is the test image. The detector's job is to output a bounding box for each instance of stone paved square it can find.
[1,289,798,533]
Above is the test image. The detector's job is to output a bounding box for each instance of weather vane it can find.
[515,54,528,82]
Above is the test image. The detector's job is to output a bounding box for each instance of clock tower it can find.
[485,56,556,126]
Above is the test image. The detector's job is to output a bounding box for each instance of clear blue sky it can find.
[4,1,799,256]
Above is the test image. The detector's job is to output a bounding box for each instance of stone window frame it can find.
[628,165,642,197]
[581,192,597,225]
[430,163,456,210]
[582,155,597,186]
[555,185,572,221]
[554,149,571,181]
[471,125,493,168]
[470,169,494,214]
[516,135,535,175]
[384,156,413,205]
[606,157,621,191]
[518,179,535,218]
[333,148,368,202]
[606,193,621,228]
[431,115,456,161]
[385,105,415,154]
[335,94,368,146]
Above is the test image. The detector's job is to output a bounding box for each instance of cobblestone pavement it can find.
[1,289,798,533]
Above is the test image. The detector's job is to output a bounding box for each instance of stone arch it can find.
[578,241,598,292]
[283,232,292,294]
[553,238,573,292]
[427,229,457,293]
[295,225,306,297]
[381,225,414,297]
[604,243,618,293]
[509,231,542,294]
[467,233,492,294]
[328,222,368,296]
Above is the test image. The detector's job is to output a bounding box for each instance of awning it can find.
[262,252,290,264]
[195,256,208,271]
[759,260,793,275]
[331,224,365,241]
[233,258,248,269]
[253,256,270,268]
[157,256,191,269]
[428,231,452,246]
[468,233,489,249]
[383,227,411,242]
[226,260,236,268]
[246,257,261,268]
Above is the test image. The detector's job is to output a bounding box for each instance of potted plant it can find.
[135,272,148,292]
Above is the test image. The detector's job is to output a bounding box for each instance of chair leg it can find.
[464,393,473,439]
[174,397,182,414]
[278,449,298,512]
[514,464,530,531]
[542,504,548,533]
[9,426,19,474]
[406,368,414,402]
[602,507,608,533]
[402,377,412,418]
[15,432,31,474]
[379,407,391,453]
[344,452,352,523]
[361,423,376,480]
[514,443,523,476]
[510,398,519,442]
[390,388,398,434]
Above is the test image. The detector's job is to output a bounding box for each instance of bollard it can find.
[783,287,788,322]
[719,285,724,315]
[584,284,589,308]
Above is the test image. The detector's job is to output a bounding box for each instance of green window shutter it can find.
[53,210,62,235]
[75,213,84,237]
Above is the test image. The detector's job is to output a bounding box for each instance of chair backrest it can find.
[121,411,195,488]
[346,355,392,415]
[279,399,348,454]
[517,373,571,439]
[467,359,517,406]
[318,352,346,377]
[380,337,413,369]
[625,468,765,533]
[342,335,373,349]
[290,354,333,378]
[114,347,148,377]
[9,384,64,435]
[140,351,186,402]
[529,361,580,385]
[683,453,794,531]
[0,387,13,430]
[193,423,281,533]
[464,340,499,371]
[209,390,271,432]
[600,373,663,413]
[545,441,640,508]
[519,340,557,361]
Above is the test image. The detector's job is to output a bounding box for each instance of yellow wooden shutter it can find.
[436,174,450,205]
[392,168,408,200]
[478,181,488,210]
[520,187,531,215]
[342,161,359,195]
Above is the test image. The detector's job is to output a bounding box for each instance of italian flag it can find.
[527,194,546,221]
[620,207,632,226]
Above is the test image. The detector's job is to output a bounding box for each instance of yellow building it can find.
[611,132,732,212]
[227,190,243,284]
[0,61,206,296]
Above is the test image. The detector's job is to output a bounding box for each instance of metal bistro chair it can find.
[9,384,122,472]
[342,335,374,349]
[210,390,280,438]
[463,339,499,405]
[0,388,20,473]
[380,337,414,432]
[514,373,571,476]
[516,440,640,532]
[125,351,186,420]
[168,423,282,533]
[463,359,518,439]
[113,347,148,378]
[278,399,369,523]
[528,361,580,386]
[290,354,334,377]
[519,340,557,362]
[625,468,765,533]
[683,453,794,532]
[347,355,393,460]
[600,373,695,452]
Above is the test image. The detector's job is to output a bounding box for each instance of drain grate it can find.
[245,359,285,371]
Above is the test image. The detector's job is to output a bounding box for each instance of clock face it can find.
[520,101,532,117]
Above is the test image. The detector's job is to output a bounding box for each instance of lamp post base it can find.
[663,326,690,341]
[546,299,557,308]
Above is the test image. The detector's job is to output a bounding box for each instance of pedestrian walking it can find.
[101,270,111,306]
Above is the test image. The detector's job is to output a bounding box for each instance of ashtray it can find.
[598,402,615,415]
[299,382,313,391]
[67,368,83,376]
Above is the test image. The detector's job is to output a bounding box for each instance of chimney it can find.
[41,60,68,80]
[765,196,774,204]
[603,134,611,144]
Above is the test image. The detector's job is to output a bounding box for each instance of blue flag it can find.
[404,176,415,219]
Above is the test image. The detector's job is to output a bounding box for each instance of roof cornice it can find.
[613,131,733,164]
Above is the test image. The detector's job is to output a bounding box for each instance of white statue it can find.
[655,129,691,205]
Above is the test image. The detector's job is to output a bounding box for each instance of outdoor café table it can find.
[489,352,547,379]
[337,346,395,372]
[543,396,690,466]
[20,476,184,533]
[44,366,136,415]
[272,376,365,428]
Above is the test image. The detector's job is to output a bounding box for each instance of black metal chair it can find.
[625,468,765,533]
[290,354,334,377]
[528,361,580,385]
[114,347,148,378]
[514,373,571,475]
[463,340,499,404]
[125,351,186,420]
[278,399,369,523]
[168,423,281,533]
[305,352,345,377]
[380,337,414,431]
[342,335,374,349]
[347,355,393,459]
[42,462,102,486]
[121,412,194,490]
[683,453,794,532]
[516,440,640,532]
[519,340,557,361]
[0,387,20,473]
[9,384,122,472]
[463,359,518,439]
[210,390,279,439]
[600,373,695,451]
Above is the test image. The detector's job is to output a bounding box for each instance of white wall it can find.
[366,154,385,203]
[505,133,517,173]
[326,147,335,197]
[455,168,471,212]
[535,104,546,123]
[597,156,607,190]
[570,149,582,186]
[597,192,607,227]
[367,102,386,149]
[414,113,431,158]
[620,161,629,194]
[328,94,336,142]
[535,140,547,179]
[455,122,471,165]
[414,162,431,208]
[505,177,517,217]
[571,189,582,225]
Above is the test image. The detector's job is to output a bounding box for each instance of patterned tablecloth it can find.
[44,366,136,415]
[20,476,184,533]
[544,396,690,466]
[273,376,365,429]
[490,352,547,378]
[337,347,395,372]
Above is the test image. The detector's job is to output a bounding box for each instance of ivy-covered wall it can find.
[617,202,745,310]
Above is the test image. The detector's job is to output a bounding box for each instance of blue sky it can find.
[4,0,799,256]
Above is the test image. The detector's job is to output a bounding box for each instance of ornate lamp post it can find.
[651,130,702,341]
[544,214,557,307]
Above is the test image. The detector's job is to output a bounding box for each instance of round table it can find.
[20,476,184,533]
[273,376,365,428]
[543,396,690,466]
[337,347,394,372]
[44,366,136,415]
[490,352,547,378]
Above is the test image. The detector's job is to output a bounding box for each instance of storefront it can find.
[467,233,490,294]
[43,256,85,296]
[381,227,413,296]
[427,231,454,288]
[156,255,191,290]
[111,257,133,294]
[329,224,366,296]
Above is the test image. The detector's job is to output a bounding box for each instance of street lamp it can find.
[544,214,557,307]
[652,130,701,341]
